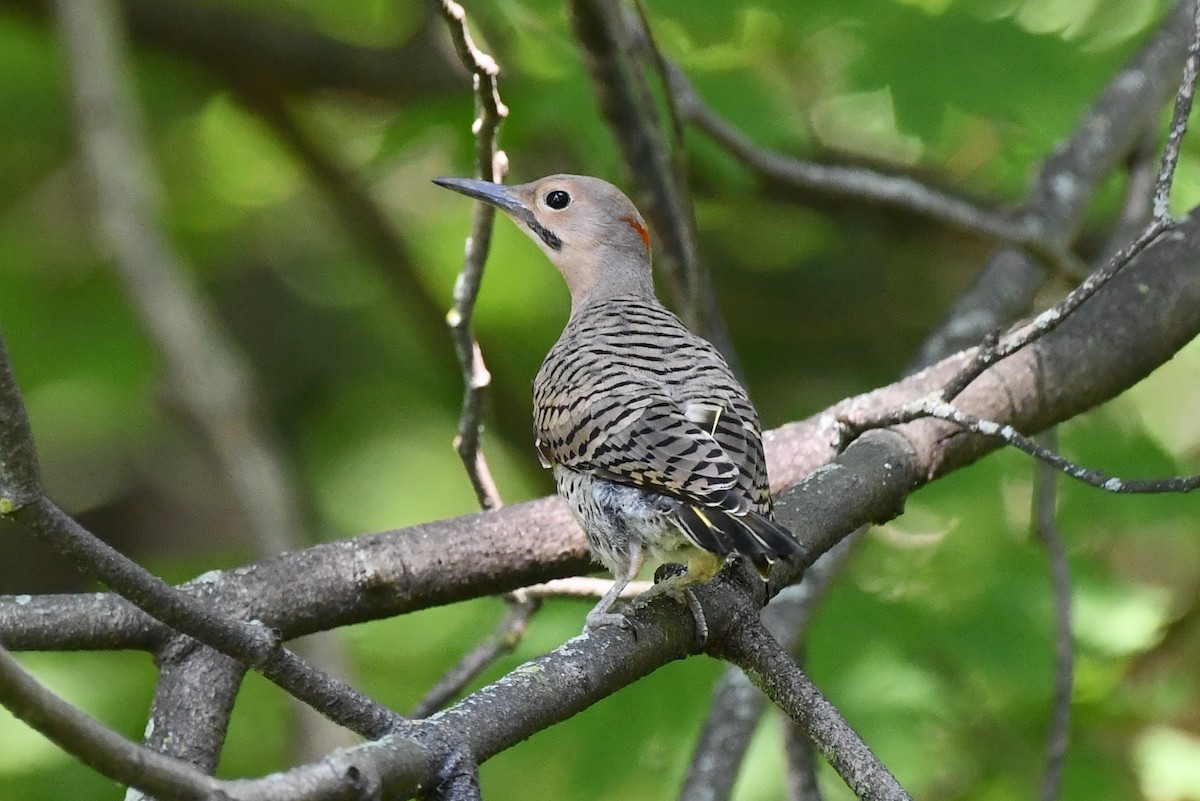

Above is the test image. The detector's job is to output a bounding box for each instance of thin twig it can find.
[410,596,540,718]
[881,397,1200,493]
[438,0,508,511]
[232,85,540,489]
[1154,0,1200,220]
[623,1,698,316]
[517,576,653,600]
[629,0,685,149]
[409,574,660,718]
[429,1,556,718]
[9,490,401,738]
[1032,430,1074,801]
[937,215,1168,404]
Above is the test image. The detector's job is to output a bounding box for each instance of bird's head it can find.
[434,174,653,308]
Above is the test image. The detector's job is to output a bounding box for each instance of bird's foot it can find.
[648,563,708,645]
[583,609,636,638]
[584,608,628,630]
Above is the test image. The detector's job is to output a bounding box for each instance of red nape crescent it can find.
[621,215,651,254]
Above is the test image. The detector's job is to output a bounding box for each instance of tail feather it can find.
[673,503,804,577]
[675,504,736,554]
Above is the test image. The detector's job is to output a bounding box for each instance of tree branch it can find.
[712,609,910,801]
[0,642,222,799]
[1032,431,1073,801]
[409,596,538,718]
[912,0,1196,369]
[438,0,509,511]
[678,538,854,801]
[567,0,741,370]
[662,55,1041,253]
[127,644,246,796]
[1154,0,1200,220]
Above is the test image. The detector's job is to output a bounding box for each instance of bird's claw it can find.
[682,587,708,646]
[643,567,709,646]
[584,610,636,638]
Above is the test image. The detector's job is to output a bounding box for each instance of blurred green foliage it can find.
[1,0,1199,799]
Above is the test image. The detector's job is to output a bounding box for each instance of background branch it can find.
[912,0,1195,369]
[1032,430,1073,801]
[568,0,741,369]
[55,0,359,768]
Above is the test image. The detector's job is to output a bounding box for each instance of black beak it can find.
[432,177,527,214]
[433,176,563,252]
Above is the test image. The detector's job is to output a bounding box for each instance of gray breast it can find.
[553,465,690,572]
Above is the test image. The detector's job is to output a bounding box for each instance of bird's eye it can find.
[544,190,571,210]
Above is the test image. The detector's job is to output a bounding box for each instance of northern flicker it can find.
[434,173,804,632]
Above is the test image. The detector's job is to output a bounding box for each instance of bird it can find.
[433,173,804,634]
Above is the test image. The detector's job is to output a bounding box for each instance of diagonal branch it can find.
[679,538,855,801]
[11,496,403,738]
[1154,0,1200,220]
[912,0,1196,369]
[0,642,222,798]
[662,55,1042,253]
[712,610,911,801]
[567,0,741,369]
[127,644,247,798]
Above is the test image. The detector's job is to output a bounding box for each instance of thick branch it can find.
[679,539,854,801]
[144,645,246,773]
